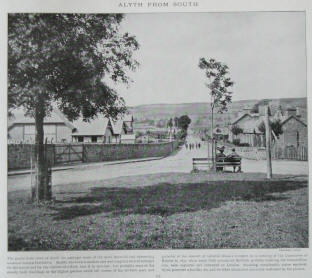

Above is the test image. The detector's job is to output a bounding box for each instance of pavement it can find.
[8,156,163,176]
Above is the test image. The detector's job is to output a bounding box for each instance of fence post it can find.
[82,144,85,163]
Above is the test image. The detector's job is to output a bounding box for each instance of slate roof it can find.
[72,116,110,136]
[8,108,75,130]
[72,114,134,136]
[280,115,307,127]
[231,112,307,134]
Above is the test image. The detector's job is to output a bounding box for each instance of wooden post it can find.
[265,106,272,179]
[210,109,216,171]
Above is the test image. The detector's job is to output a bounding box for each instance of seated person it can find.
[216,146,226,171]
[226,148,241,172]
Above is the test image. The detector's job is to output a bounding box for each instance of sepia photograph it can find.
[7,11,308,251]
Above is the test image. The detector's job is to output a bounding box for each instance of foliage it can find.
[233,139,249,147]
[8,14,139,201]
[8,14,139,120]
[270,119,283,138]
[178,115,191,131]
[175,129,187,141]
[198,58,234,113]
[258,119,283,138]
[233,139,241,146]
[258,121,266,134]
[231,125,243,136]
[174,117,179,127]
[167,118,173,128]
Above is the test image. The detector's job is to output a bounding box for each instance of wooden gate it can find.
[54,144,84,165]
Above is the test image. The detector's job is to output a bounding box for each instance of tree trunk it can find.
[32,102,52,201]
[210,107,216,171]
[265,106,272,179]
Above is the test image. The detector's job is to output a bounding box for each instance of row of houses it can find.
[214,102,307,148]
[8,108,136,144]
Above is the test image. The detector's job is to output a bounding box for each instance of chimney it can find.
[286,107,296,117]
[296,107,301,118]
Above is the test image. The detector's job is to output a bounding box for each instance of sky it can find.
[114,12,306,106]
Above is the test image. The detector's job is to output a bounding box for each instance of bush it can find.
[238,143,250,147]
[233,139,240,146]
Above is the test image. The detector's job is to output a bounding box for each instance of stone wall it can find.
[8,144,55,170]
[83,141,179,163]
[8,141,179,170]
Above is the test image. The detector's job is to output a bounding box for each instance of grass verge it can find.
[8,172,308,250]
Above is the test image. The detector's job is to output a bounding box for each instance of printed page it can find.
[1,0,312,277]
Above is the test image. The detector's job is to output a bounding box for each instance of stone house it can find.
[229,104,307,147]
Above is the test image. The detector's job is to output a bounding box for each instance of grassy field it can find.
[8,172,308,250]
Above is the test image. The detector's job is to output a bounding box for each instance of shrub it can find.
[231,125,243,136]
[233,139,240,146]
[238,143,250,147]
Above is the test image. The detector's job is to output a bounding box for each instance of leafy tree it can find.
[231,125,243,136]
[178,115,191,131]
[167,118,173,128]
[8,14,139,201]
[198,58,234,168]
[174,116,179,127]
[258,121,266,134]
[258,119,283,138]
[270,119,283,138]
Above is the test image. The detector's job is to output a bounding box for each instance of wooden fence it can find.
[271,144,308,161]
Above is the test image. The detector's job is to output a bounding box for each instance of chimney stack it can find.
[296,107,301,118]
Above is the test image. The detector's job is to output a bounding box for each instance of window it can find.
[78,136,84,143]
[91,136,97,143]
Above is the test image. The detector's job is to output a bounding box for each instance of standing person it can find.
[198,142,201,149]
[185,142,188,150]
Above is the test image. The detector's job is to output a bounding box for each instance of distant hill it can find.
[129,97,307,130]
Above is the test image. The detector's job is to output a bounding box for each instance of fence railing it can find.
[271,144,308,161]
[234,144,308,161]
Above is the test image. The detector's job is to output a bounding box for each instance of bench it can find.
[216,157,242,172]
[192,157,242,172]
[192,158,213,171]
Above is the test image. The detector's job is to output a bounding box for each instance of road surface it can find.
[8,135,308,192]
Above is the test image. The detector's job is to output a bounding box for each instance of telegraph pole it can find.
[265,106,272,178]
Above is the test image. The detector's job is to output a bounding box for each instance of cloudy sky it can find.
[115,12,306,106]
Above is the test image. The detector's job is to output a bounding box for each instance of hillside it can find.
[129,97,307,131]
